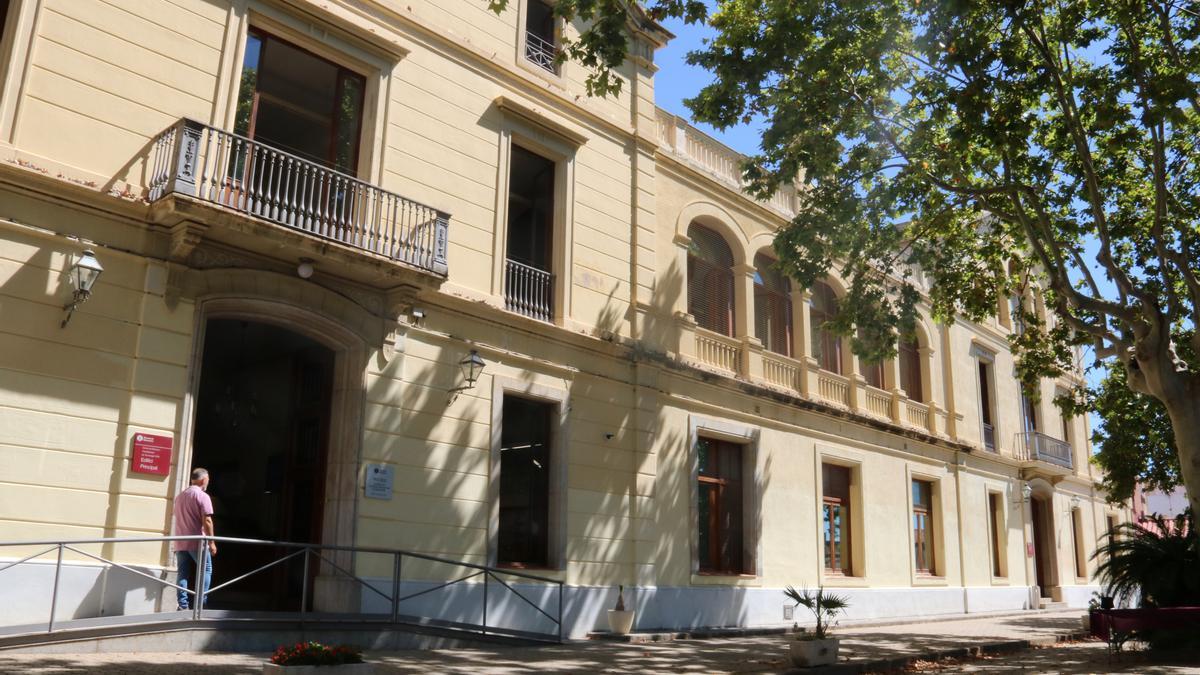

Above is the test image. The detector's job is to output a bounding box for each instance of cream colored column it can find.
[791,289,812,396]
[885,357,902,423]
[733,264,760,377]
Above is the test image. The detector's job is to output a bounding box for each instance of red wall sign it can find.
[131,433,173,476]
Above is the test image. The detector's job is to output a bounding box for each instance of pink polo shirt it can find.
[172,485,214,553]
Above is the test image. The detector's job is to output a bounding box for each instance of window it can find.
[912,479,936,575]
[497,396,554,567]
[697,438,746,574]
[1021,394,1039,433]
[809,281,842,374]
[687,224,735,336]
[1071,508,1087,579]
[235,29,365,175]
[858,328,884,389]
[898,335,924,401]
[822,464,853,575]
[988,492,1005,577]
[504,145,556,322]
[978,360,996,451]
[523,0,558,73]
[753,254,792,356]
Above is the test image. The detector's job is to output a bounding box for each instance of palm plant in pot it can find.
[784,585,850,667]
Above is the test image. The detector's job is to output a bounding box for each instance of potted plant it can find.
[607,584,635,634]
[263,641,372,674]
[784,585,850,667]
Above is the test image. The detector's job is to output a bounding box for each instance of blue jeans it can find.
[176,549,212,610]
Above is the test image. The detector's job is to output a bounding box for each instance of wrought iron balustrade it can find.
[148,119,449,276]
[504,259,554,322]
[1014,431,1073,468]
[524,31,557,72]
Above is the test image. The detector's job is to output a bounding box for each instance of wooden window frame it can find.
[987,491,1006,578]
[809,281,843,374]
[687,224,736,337]
[697,438,746,575]
[821,463,853,576]
[238,28,367,176]
[898,336,924,402]
[1071,507,1088,580]
[912,478,936,575]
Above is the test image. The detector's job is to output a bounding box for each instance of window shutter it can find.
[687,224,735,336]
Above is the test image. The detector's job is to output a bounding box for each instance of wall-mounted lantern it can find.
[61,249,103,328]
[1015,482,1033,506]
[448,349,486,403]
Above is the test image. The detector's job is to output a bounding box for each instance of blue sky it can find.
[653,16,762,156]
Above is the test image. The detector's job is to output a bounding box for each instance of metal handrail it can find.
[0,535,565,642]
[1014,430,1073,468]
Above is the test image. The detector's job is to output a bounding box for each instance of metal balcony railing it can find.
[148,119,449,276]
[0,535,563,642]
[1014,431,1073,468]
[505,258,554,322]
[525,31,557,72]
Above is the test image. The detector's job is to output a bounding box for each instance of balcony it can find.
[982,423,997,452]
[505,258,554,322]
[147,118,449,278]
[1014,431,1073,469]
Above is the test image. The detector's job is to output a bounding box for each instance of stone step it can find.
[1038,599,1068,610]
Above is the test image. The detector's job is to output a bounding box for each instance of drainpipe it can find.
[954,451,969,614]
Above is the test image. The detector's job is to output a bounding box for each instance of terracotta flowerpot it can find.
[263,663,374,674]
[607,609,635,634]
[789,637,840,667]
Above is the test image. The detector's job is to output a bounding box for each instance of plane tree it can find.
[490,0,1200,519]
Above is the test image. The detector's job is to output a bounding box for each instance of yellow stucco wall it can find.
[0,0,1129,624]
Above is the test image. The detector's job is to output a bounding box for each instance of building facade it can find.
[0,0,1127,637]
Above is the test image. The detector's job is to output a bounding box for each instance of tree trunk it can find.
[1163,396,1200,529]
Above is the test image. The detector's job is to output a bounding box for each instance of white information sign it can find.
[364,464,394,500]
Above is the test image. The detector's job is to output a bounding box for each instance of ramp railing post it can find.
[390,553,401,623]
[300,547,310,621]
[482,570,488,635]
[558,580,564,643]
[48,544,63,633]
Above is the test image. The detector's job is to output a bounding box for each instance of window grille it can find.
[687,224,735,336]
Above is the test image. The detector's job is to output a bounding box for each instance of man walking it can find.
[173,468,217,611]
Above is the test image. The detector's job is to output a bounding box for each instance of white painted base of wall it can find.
[360,580,1072,639]
[0,560,170,629]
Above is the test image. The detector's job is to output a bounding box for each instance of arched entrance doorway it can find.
[191,319,334,610]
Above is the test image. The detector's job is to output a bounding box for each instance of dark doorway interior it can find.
[1030,496,1051,595]
[191,319,334,611]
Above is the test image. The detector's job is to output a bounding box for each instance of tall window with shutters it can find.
[753,253,792,356]
[696,437,746,574]
[912,479,936,575]
[898,335,924,401]
[809,281,842,373]
[687,224,736,336]
[822,463,853,575]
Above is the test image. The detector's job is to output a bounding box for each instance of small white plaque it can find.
[365,464,394,500]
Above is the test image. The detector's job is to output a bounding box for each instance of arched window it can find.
[687,223,736,336]
[753,253,792,356]
[898,335,924,401]
[858,328,884,388]
[809,281,842,374]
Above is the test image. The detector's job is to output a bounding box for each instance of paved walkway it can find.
[0,610,1196,673]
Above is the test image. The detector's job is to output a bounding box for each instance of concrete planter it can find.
[263,663,373,674]
[607,609,635,634]
[789,637,840,668]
